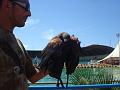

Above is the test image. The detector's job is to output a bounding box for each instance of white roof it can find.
[98,41,120,62]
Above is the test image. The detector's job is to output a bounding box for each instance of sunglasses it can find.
[13,1,30,11]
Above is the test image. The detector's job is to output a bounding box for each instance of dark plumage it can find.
[38,32,83,87]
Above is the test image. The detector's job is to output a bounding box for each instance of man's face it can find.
[12,0,31,27]
[0,0,31,30]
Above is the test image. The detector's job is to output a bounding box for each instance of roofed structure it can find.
[98,41,120,65]
[27,50,41,58]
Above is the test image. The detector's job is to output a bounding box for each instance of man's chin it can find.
[17,23,25,27]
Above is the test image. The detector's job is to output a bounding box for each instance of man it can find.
[0,0,49,90]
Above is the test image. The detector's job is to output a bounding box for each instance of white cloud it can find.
[25,18,40,27]
[41,29,57,40]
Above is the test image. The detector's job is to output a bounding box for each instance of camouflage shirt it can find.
[0,28,37,90]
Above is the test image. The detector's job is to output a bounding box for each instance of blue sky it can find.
[14,0,120,50]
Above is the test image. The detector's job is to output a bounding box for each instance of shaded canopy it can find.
[98,41,120,62]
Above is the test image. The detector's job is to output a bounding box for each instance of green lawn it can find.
[69,67,120,90]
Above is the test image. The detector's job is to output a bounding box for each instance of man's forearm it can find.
[30,68,49,83]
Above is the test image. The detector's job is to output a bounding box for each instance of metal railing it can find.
[29,84,120,90]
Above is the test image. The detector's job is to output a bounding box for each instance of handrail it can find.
[29,84,120,90]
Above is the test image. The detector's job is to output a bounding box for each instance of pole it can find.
[116,33,120,64]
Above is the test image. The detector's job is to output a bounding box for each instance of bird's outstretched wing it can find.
[38,36,64,79]
[64,36,83,75]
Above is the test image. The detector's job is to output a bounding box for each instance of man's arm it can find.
[17,39,49,83]
[30,68,49,83]
[24,51,49,84]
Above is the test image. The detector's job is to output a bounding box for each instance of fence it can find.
[29,66,120,90]
[29,84,120,90]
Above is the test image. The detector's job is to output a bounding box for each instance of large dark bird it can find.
[38,32,83,88]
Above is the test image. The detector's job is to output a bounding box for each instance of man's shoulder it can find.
[16,38,22,44]
[16,38,24,49]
